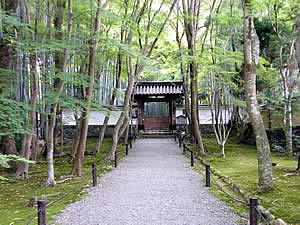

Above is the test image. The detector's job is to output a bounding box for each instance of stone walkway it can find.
[54,138,239,225]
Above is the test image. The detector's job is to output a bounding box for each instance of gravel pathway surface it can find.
[54,138,240,225]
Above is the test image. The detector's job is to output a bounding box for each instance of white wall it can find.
[63,106,231,126]
[176,106,232,125]
[62,111,137,126]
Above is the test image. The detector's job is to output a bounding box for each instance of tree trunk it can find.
[280,40,295,156]
[124,121,129,145]
[182,0,205,155]
[16,0,41,177]
[94,54,122,153]
[174,13,191,128]
[243,0,273,192]
[220,143,225,157]
[105,66,135,161]
[45,0,72,186]
[190,63,205,155]
[71,115,82,159]
[284,98,293,155]
[71,0,105,176]
[94,116,109,153]
[16,53,39,177]
[295,14,300,71]
[1,136,18,155]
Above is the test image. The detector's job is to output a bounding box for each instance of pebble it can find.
[53,138,240,225]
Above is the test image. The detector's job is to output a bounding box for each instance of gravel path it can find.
[54,138,240,225]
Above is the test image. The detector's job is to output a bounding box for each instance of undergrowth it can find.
[190,137,300,224]
[0,138,125,225]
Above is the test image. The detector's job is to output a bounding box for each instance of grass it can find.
[0,138,126,225]
[1,136,299,224]
[191,138,300,224]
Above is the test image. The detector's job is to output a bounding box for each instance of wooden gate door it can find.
[144,102,170,130]
[144,116,169,130]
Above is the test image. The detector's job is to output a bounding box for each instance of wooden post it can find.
[38,200,46,225]
[249,198,258,225]
[92,163,97,187]
[129,138,132,149]
[125,144,129,155]
[114,150,118,168]
[205,164,210,187]
[179,137,182,148]
[183,143,186,155]
[191,151,194,167]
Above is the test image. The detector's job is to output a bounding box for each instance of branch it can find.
[147,0,178,57]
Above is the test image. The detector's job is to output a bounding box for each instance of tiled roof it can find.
[135,81,184,95]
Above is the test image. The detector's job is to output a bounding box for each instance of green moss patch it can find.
[191,138,300,224]
[0,138,126,225]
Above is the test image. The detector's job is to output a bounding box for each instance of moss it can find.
[191,138,300,224]
[0,138,126,225]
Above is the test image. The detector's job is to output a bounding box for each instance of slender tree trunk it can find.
[94,54,122,153]
[184,72,192,126]
[174,9,191,127]
[105,64,135,161]
[280,41,295,155]
[16,0,40,178]
[243,0,273,192]
[182,0,205,155]
[72,0,105,176]
[221,143,225,157]
[295,14,300,166]
[94,116,109,152]
[46,0,72,185]
[190,62,205,154]
[295,14,300,71]
[283,94,293,155]
[16,55,39,177]
[71,115,82,159]
[124,121,129,145]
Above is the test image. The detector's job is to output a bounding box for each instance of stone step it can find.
[137,130,174,138]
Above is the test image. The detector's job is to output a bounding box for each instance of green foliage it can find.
[0,95,31,136]
[0,154,34,180]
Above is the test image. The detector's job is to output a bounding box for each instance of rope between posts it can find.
[176,133,273,224]
[255,206,271,225]
[25,208,42,225]
[205,163,249,206]
[46,177,88,208]
[177,137,249,207]
[24,141,132,225]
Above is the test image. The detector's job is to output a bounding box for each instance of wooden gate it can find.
[144,116,169,130]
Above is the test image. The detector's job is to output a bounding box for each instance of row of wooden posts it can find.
[36,134,261,225]
[36,135,136,225]
[175,133,260,225]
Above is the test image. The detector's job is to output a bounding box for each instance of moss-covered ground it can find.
[1,136,299,224]
[190,137,300,224]
[0,138,126,225]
